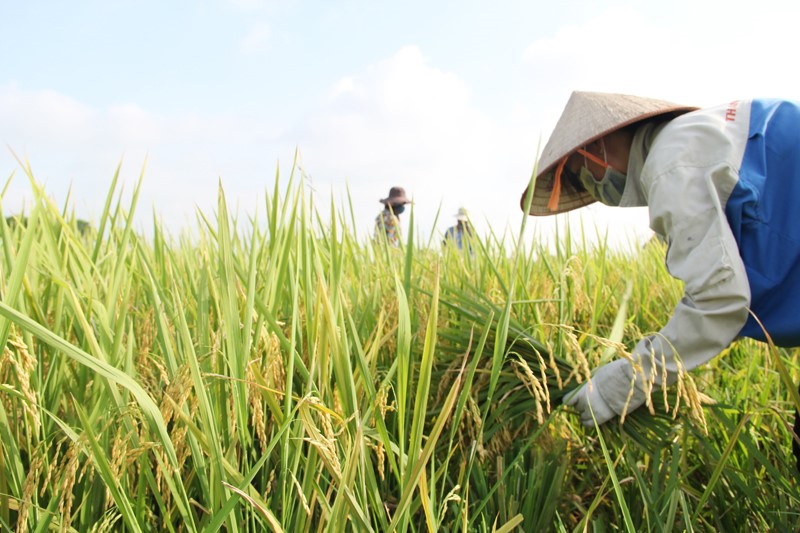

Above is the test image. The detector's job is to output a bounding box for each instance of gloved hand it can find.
[564,359,629,427]
[564,380,615,427]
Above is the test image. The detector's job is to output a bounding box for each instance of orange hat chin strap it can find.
[546,143,612,212]
[546,156,568,212]
[576,148,610,170]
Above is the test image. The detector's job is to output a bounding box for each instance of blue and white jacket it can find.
[595,99,800,418]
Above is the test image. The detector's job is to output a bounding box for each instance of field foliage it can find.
[1,163,799,531]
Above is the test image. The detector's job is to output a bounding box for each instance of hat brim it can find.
[380,196,411,205]
[520,167,596,215]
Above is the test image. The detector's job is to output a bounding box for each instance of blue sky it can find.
[3,0,800,247]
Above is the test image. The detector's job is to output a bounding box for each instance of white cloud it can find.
[7,22,708,251]
[0,84,96,145]
[0,43,650,249]
[291,44,643,249]
[225,0,274,11]
[0,83,292,235]
[238,22,271,55]
[523,3,800,107]
[297,45,531,242]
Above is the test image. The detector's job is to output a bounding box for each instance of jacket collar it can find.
[619,121,669,207]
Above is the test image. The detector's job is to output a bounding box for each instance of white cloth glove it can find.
[564,359,633,427]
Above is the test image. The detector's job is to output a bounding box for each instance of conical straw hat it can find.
[521,91,697,216]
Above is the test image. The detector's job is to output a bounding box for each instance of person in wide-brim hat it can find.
[380,186,411,206]
[375,186,411,247]
[521,91,800,474]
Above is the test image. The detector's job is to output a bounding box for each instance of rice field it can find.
[1,161,799,532]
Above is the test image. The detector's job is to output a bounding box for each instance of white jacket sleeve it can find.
[593,162,751,417]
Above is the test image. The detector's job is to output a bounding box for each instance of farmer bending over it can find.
[520,91,800,467]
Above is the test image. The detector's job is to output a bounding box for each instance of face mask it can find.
[577,166,627,206]
[390,204,405,215]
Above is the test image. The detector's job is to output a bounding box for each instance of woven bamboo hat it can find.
[520,91,697,216]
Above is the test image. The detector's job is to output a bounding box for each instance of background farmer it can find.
[520,91,800,466]
[374,186,411,247]
[443,207,473,252]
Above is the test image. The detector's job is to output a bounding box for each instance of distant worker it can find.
[374,186,411,247]
[443,207,473,252]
